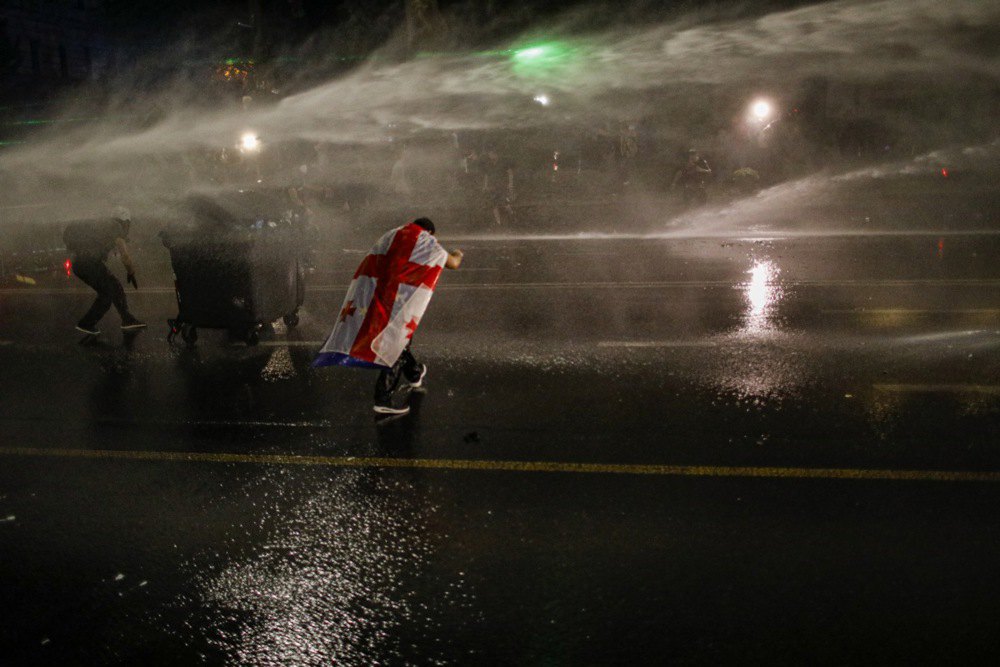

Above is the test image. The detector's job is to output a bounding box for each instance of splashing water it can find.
[0,0,997,227]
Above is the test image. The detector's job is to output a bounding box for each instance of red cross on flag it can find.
[313,223,448,369]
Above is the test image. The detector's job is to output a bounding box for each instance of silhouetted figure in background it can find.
[481,148,515,225]
[389,144,414,202]
[672,148,712,206]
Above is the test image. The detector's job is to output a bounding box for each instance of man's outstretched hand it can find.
[445,249,464,270]
[127,273,138,289]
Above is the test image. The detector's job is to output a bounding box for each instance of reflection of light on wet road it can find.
[703,259,804,403]
[189,470,468,664]
[260,346,297,382]
[742,260,782,335]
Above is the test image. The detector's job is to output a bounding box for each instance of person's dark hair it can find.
[412,217,435,234]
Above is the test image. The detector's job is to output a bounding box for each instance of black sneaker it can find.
[407,364,428,389]
[121,316,147,331]
[75,323,100,335]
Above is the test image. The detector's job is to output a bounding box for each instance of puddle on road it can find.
[182,468,474,665]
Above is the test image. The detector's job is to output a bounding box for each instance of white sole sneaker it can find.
[75,325,100,335]
[409,366,428,389]
[373,404,410,415]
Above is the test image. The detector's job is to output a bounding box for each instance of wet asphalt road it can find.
[1,218,1000,663]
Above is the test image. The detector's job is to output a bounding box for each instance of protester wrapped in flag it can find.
[313,218,463,415]
[313,221,445,369]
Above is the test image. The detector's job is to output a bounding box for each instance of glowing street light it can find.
[240,132,260,152]
[750,100,772,121]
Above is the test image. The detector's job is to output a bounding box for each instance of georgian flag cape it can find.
[313,223,448,369]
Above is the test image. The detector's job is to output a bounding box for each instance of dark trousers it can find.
[73,257,130,327]
[374,344,422,403]
[682,183,708,206]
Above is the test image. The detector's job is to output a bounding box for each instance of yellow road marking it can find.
[1,446,998,482]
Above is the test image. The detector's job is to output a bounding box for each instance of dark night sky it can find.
[101,0,827,49]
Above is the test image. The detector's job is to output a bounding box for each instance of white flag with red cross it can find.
[313,222,448,369]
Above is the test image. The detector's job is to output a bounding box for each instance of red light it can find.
[941,168,948,178]
[64,258,72,276]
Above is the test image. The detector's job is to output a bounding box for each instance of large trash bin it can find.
[161,193,306,346]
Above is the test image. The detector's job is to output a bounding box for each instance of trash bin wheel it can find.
[181,324,198,348]
[283,312,300,328]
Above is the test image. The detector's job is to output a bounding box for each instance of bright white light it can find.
[241,133,260,152]
[751,100,771,120]
[517,47,546,60]
[747,261,775,316]
[533,94,550,107]
[743,259,783,335]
